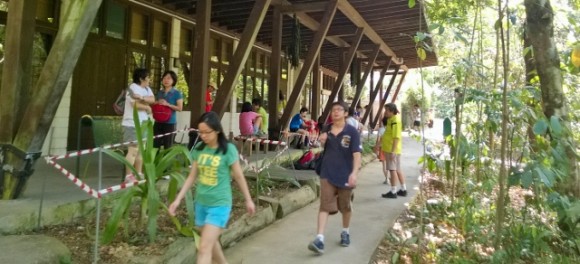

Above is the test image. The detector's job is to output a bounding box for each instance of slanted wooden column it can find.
[337,49,346,102]
[361,64,389,125]
[0,0,37,143]
[311,55,321,119]
[213,0,271,117]
[371,66,400,128]
[268,6,283,137]
[390,70,407,103]
[13,0,103,151]
[369,66,374,125]
[280,0,338,128]
[320,27,364,122]
[190,0,211,127]
[351,44,380,108]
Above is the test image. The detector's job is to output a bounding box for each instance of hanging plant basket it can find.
[286,15,301,68]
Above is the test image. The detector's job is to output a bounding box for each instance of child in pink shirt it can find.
[239,102,262,136]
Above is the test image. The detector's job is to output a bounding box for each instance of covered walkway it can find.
[224,136,422,263]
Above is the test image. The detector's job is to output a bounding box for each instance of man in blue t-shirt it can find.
[288,107,310,148]
[308,101,362,254]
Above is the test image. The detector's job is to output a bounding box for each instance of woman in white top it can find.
[122,68,155,181]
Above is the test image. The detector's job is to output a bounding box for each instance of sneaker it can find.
[381,191,397,199]
[340,231,350,247]
[308,237,324,254]
[124,174,137,183]
[397,189,408,197]
[383,180,390,185]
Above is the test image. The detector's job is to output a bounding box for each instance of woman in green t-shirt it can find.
[169,111,255,264]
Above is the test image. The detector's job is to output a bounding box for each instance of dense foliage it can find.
[385,0,580,262]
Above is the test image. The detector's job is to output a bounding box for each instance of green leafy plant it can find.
[101,108,193,244]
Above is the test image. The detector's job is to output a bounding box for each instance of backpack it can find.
[293,150,315,170]
[152,104,172,122]
[113,89,126,115]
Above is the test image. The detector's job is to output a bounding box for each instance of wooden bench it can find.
[233,135,269,156]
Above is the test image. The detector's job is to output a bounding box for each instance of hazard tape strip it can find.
[97,179,147,196]
[233,136,287,146]
[45,157,102,199]
[239,145,289,174]
[45,157,150,199]
[48,127,198,161]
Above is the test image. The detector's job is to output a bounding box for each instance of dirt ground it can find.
[31,180,296,263]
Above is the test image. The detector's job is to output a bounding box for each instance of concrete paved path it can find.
[224,136,423,264]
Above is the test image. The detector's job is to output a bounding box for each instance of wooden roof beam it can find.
[320,27,364,122]
[337,0,407,71]
[279,1,328,14]
[279,0,338,128]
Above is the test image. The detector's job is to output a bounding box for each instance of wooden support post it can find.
[361,64,389,125]
[369,66,374,126]
[0,0,37,143]
[390,71,407,103]
[280,0,338,128]
[190,0,211,127]
[213,0,271,117]
[13,0,103,151]
[371,66,400,128]
[320,27,364,122]
[351,44,380,108]
[311,55,321,119]
[337,48,345,102]
[268,6,283,137]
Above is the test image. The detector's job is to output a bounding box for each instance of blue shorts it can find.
[194,202,232,228]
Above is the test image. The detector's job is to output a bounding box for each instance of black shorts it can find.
[289,127,299,132]
[413,120,420,127]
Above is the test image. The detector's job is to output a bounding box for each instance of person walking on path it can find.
[153,70,183,149]
[308,101,362,254]
[381,103,407,198]
[169,111,256,264]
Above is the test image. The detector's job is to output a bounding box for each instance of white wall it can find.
[41,79,71,155]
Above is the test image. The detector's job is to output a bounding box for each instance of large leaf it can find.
[535,167,554,187]
[549,116,563,137]
[521,170,533,188]
[533,119,548,135]
[102,148,138,179]
[417,47,427,61]
[144,163,160,242]
[156,145,192,176]
[102,188,138,244]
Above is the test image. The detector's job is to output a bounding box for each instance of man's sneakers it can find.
[308,237,324,254]
[397,189,408,197]
[381,191,397,198]
[381,189,407,198]
[340,231,350,247]
[308,232,351,254]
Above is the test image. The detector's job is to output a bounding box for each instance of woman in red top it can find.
[205,82,217,112]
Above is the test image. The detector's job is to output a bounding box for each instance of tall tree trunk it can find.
[523,28,538,148]
[0,0,103,199]
[494,0,510,249]
[524,0,579,197]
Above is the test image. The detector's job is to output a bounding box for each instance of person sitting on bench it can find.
[239,102,262,137]
[289,107,311,148]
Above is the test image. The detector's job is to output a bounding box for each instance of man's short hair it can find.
[299,107,309,113]
[331,101,349,112]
